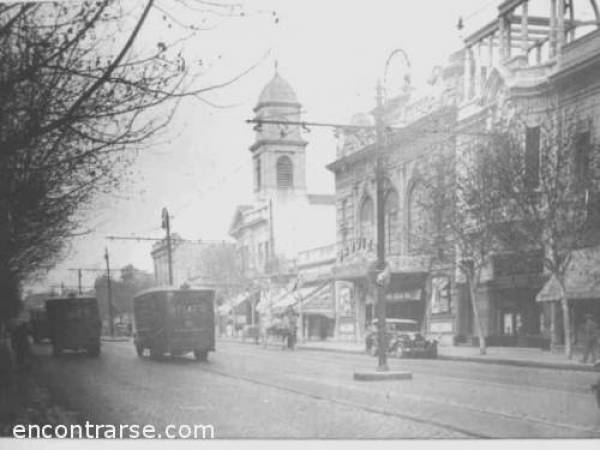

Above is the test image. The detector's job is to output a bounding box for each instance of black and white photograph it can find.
[1,0,600,442]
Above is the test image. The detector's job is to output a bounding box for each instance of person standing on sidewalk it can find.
[286,308,298,350]
[0,321,17,421]
[581,314,599,364]
[8,317,32,371]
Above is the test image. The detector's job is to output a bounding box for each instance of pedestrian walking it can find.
[580,314,599,364]
[287,308,298,350]
[0,322,17,421]
[9,318,33,371]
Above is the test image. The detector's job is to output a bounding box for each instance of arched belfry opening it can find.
[250,70,307,199]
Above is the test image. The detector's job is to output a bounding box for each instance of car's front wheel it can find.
[429,342,438,358]
[87,344,101,357]
[52,343,62,357]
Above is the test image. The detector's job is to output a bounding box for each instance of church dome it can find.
[257,72,299,106]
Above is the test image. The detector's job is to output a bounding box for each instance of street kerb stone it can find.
[353,370,413,381]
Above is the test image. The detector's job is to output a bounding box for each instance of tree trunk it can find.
[550,301,557,351]
[0,268,21,322]
[466,270,487,355]
[557,278,572,359]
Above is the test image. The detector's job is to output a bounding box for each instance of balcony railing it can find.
[337,237,376,262]
[297,244,337,267]
[336,237,432,274]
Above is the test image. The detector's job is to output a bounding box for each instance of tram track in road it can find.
[102,341,600,437]
[226,340,594,396]
[197,364,487,438]
[213,341,600,437]
[291,345,596,397]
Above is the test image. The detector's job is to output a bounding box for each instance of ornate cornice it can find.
[249,139,308,153]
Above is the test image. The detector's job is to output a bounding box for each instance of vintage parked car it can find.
[366,318,437,359]
[133,287,215,361]
[45,296,102,357]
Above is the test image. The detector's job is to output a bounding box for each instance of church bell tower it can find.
[250,68,307,201]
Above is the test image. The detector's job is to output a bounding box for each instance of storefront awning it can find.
[271,288,307,313]
[218,291,253,314]
[256,288,286,314]
[299,283,334,318]
[536,246,600,302]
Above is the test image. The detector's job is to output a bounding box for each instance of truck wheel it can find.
[87,345,101,357]
[52,343,62,357]
[194,350,208,362]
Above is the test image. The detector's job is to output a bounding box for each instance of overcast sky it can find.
[33,0,495,292]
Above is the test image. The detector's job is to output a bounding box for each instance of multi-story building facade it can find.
[328,0,600,347]
[328,51,464,344]
[457,0,600,347]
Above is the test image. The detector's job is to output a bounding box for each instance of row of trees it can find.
[0,0,187,320]
[427,108,600,358]
[0,0,268,322]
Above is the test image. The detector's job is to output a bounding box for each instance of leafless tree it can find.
[0,1,274,321]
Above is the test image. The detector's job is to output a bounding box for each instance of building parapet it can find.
[297,244,337,268]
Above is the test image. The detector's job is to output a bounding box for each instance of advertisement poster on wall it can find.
[336,282,355,338]
[431,276,451,314]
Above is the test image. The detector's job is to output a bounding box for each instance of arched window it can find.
[407,181,431,253]
[359,196,374,243]
[340,198,348,242]
[254,156,261,190]
[276,155,293,189]
[384,189,399,254]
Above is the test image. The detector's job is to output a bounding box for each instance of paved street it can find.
[32,339,600,439]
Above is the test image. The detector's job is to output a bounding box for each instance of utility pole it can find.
[374,79,389,372]
[162,207,174,286]
[104,247,115,337]
[68,267,108,294]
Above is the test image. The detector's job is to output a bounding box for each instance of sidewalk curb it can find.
[436,354,599,373]
[217,338,598,373]
[101,336,130,343]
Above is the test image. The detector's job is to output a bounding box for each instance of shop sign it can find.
[338,322,355,334]
[387,289,422,302]
[338,285,354,317]
[387,255,431,273]
[430,321,453,333]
